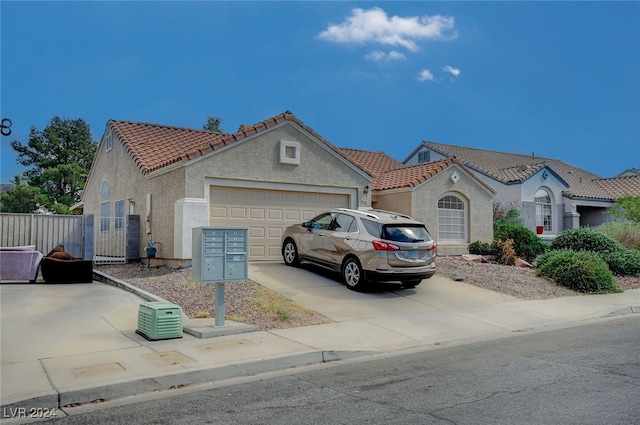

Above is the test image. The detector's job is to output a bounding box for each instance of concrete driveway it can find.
[248,262,518,322]
[1,265,512,365]
[0,282,144,364]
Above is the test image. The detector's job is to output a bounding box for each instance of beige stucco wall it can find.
[372,190,412,216]
[373,164,494,256]
[184,123,371,200]
[413,165,494,255]
[83,131,187,260]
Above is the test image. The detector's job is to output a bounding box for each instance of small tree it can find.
[9,117,96,213]
[203,116,223,133]
[0,177,49,213]
[606,195,640,223]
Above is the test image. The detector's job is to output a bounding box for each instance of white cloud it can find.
[387,51,406,61]
[443,65,460,77]
[417,69,434,82]
[318,7,457,52]
[365,50,386,62]
[365,50,406,62]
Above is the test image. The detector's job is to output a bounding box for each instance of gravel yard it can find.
[96,264,331,331]
[96,256,640,331]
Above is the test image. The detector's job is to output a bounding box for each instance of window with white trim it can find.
[535,189,552,232]
[418,151,430,163]
[105,130,113,151]
[437,194,467,243]
[100,181,110,232]
[115,200,125,230]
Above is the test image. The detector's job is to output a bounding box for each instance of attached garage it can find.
[209,186,349,260]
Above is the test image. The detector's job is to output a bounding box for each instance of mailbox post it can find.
[192,227,248,327]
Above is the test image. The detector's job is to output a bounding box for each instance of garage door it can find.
[210,187,349,260]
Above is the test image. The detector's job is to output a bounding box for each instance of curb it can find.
[603,305,640,317]
[93,270,171,304]
[0,350,367,413]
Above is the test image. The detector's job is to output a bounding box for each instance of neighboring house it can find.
[617,168,640,178]
[339,149,496,256]
[81,111,373,266]
[404,142,640,238]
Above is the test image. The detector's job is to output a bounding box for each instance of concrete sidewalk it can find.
[1,262,639,419]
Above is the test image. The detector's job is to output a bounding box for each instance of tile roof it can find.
[589,175,640,200]
[372,158,456,191]
[618,168,640,177]
[418,141,638,201]
[338,149,495,193]
[108,121,227,174]
[108,111,367,176]
[337,148,405,177]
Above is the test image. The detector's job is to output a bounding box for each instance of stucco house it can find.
[404,141,640,239]
[339,149,496,256]
[81,111,496,265]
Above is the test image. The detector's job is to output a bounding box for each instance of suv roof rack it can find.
[335,207,415,221]
[334,208,380,220]
[359,208,415,221]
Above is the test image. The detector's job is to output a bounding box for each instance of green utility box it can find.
[136,302,183,341]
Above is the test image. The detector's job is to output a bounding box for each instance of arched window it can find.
[535,189,552,232]
[437,194,467,243]
[101,181,110,232]
[101,181,110,200]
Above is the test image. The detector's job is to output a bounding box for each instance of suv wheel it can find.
[342,257,364,291]
[401,279,422,289]
[282,239,300,266]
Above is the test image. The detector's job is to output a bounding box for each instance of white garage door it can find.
[210,186,349,260]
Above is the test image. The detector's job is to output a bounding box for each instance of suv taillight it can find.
[428,242,437,251]
[372,240,400,251]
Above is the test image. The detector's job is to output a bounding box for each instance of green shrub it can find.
[535,249,621,294]
[596,220,640,250]
[551,227,640,276]
[550,227,621,255]
[494,222,547,262]
[468,241,493,256]
[494,206,523,228]
[600,249,640,277]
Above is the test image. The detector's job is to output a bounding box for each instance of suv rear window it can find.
[382,225,432,243]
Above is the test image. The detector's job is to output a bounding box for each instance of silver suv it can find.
[281,208,437,291]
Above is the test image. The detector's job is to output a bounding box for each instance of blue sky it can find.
[1,1,639,185]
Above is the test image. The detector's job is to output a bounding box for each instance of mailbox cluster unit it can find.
[192,227,248,282]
